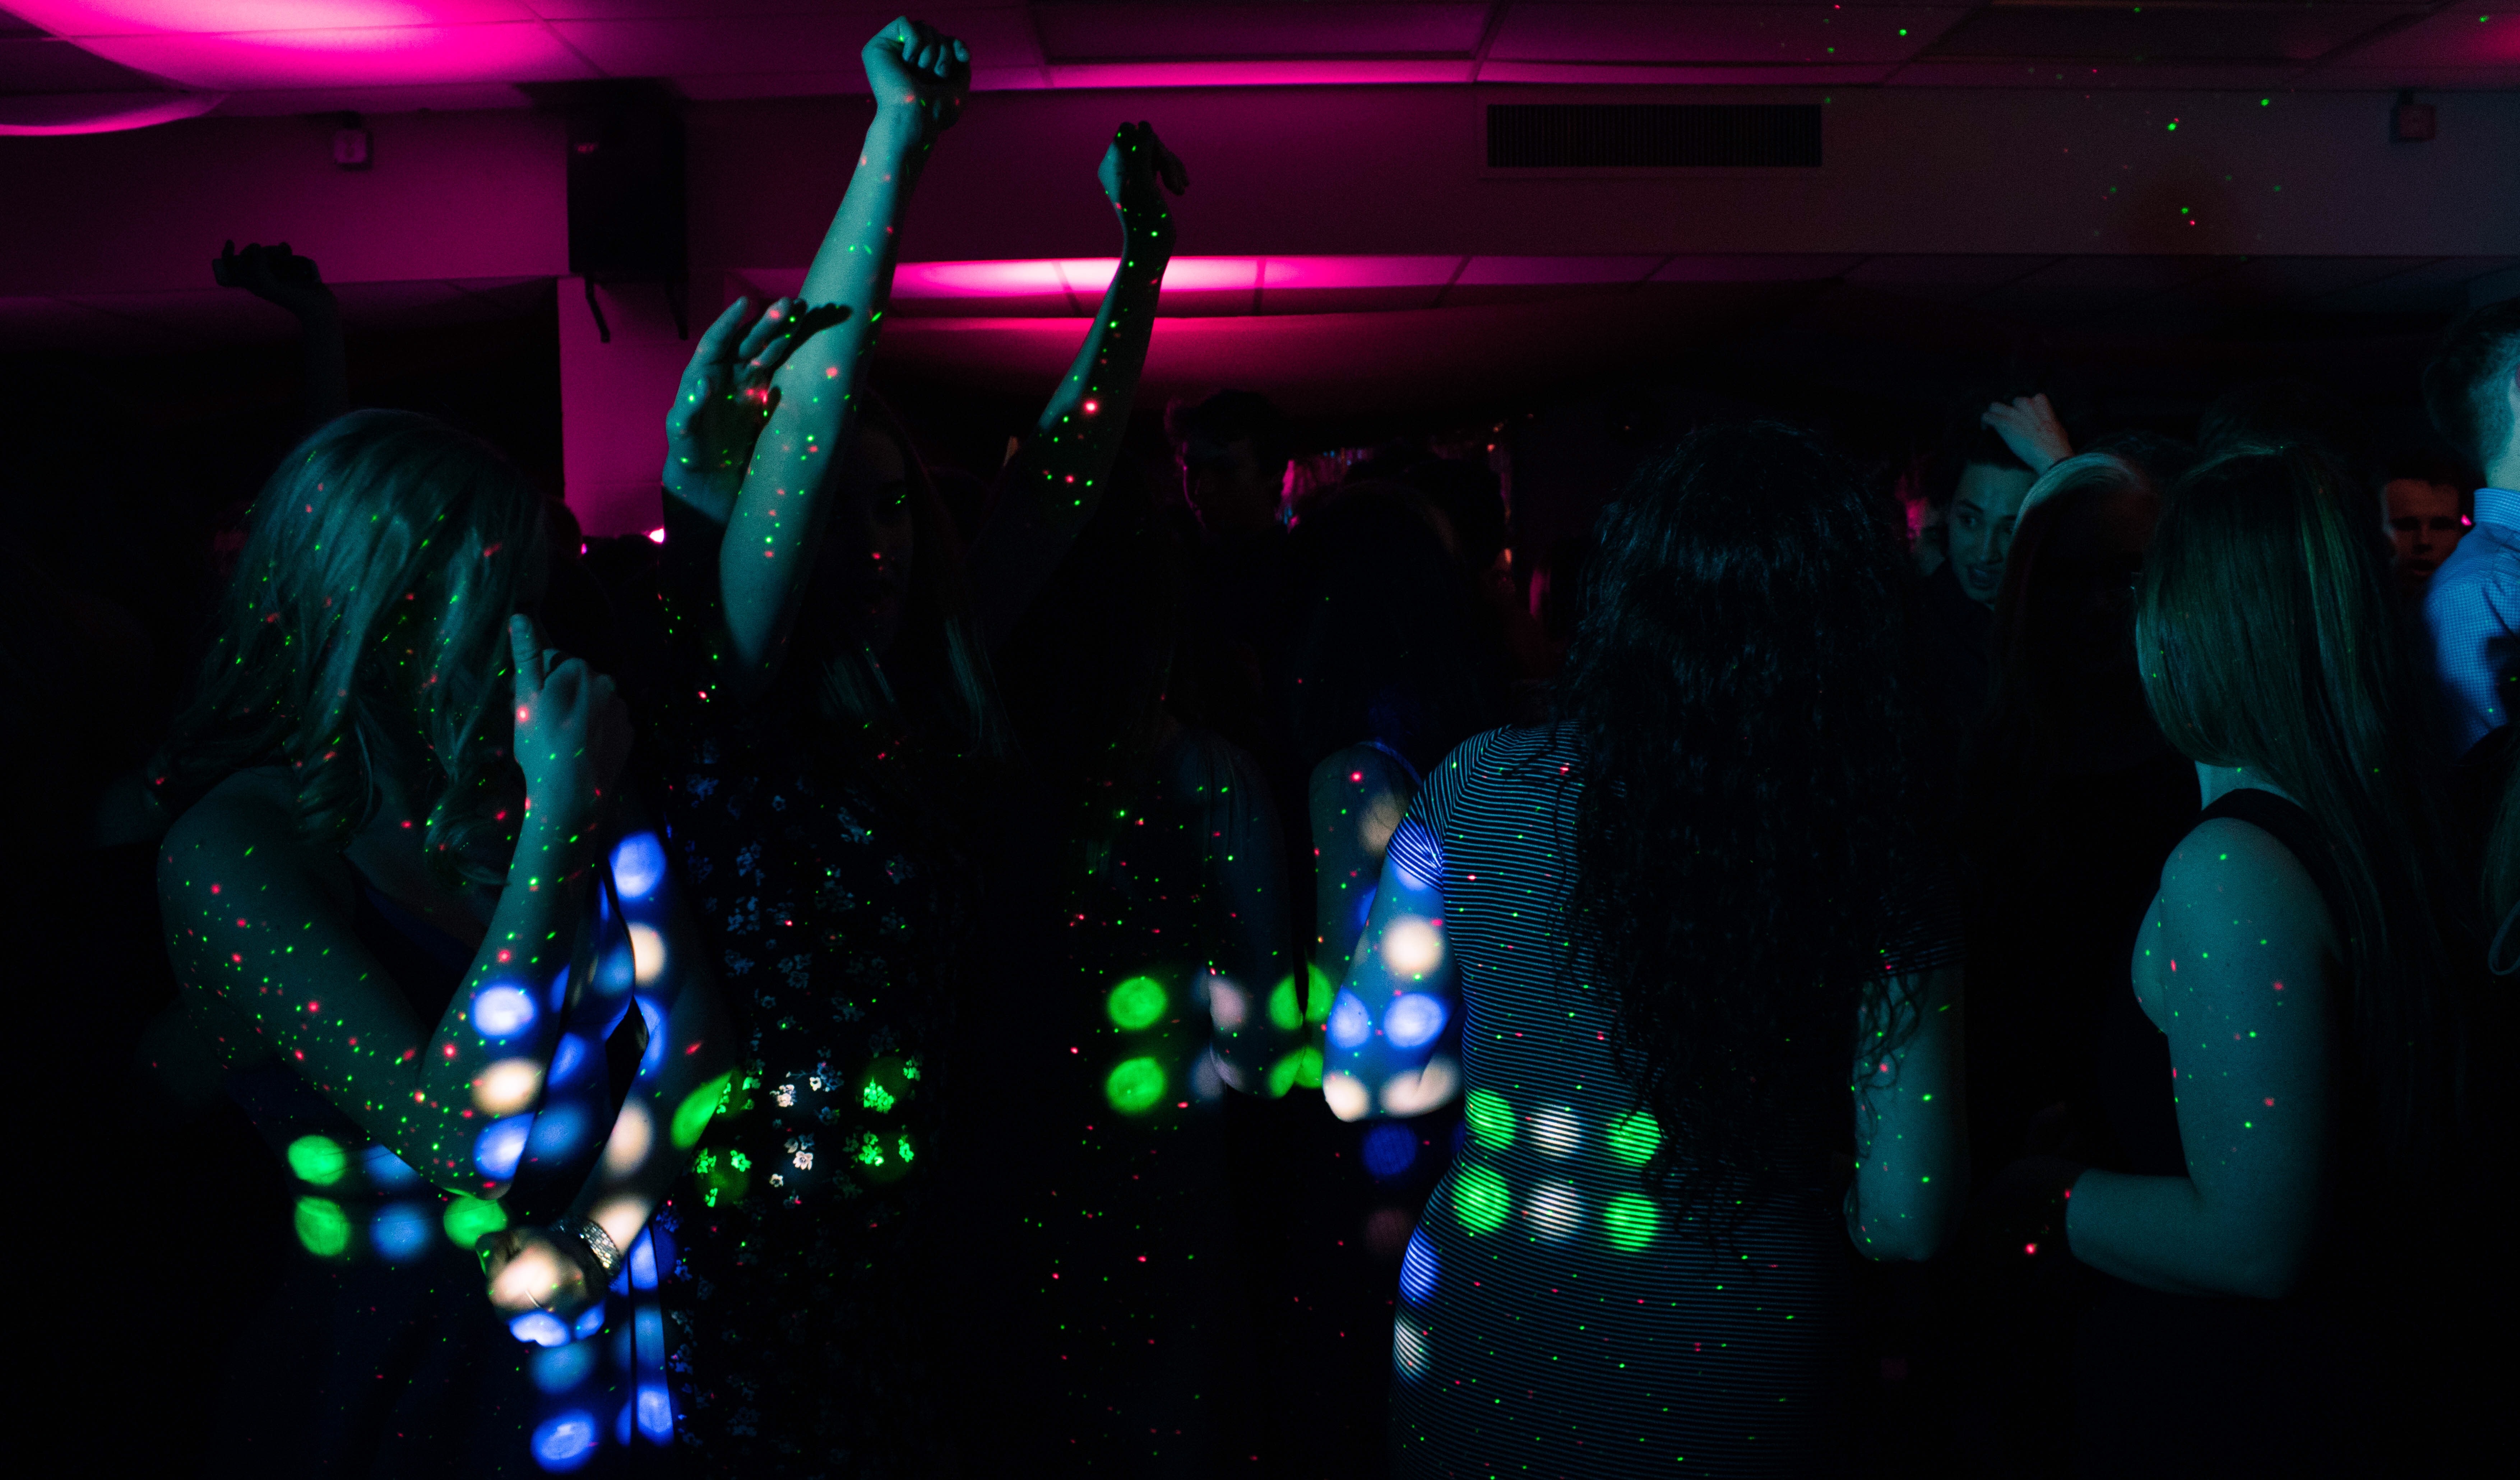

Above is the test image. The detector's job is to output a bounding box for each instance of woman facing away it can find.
[1323,422,1969,1477]
[647,18,1287,1473]
[2010,443,2490,1476]
[154,409,731,1475]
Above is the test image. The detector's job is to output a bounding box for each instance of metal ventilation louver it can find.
[1486,104,1824,169]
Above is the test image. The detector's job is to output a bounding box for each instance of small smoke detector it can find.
[2393,91,2436,143]
[333,112,371,169]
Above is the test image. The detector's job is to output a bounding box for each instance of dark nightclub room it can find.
[3,3,2514,1476]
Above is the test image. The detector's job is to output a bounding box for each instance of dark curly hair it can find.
[1557,421,1942,1227]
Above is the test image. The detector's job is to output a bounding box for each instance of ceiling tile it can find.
[1918,4,2419,64]
[69,24,599,91]
[2312,6,2519,68]
[1042,57,1476,86]
[1034,4,1491,62]
[1457,255,1664,286]
[1476,59,1895,83]
[0,33,168,92]
[1886,58,2303,88]
[1488,5,1970,65]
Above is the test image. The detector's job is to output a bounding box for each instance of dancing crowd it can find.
[9,17,2515,1480]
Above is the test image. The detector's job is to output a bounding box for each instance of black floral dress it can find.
[651,510,976,1477]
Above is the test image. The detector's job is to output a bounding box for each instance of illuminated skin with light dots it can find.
[2065,758,2336,1298]
[156,413,732,1324]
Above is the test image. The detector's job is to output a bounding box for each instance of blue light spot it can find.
[370,1203,432,1264]
[629,1230,658,1291]
[636,1383,675,1439]
[474,985,537,1038]
[573,1300,607,1340]
[1362,1123,1417,1179]
[634,1307,666,1366]
[510,1310,571,1347]
[547,965,570,1012]
[635,997,667,1076]
[530,1340,596,1393]
[616,1399,636,1446]
[531,1410,599,1470]
[475,1115,532,1179]
[1399,1227,1438,1305]
[550,1033,592,1086]
[528,1105,588,1160]
[361,1143,422,1191]
[596,942,635,993]
[1384,993,1447,1049]
[1327,990,1374,1049]
[612,833,666,901]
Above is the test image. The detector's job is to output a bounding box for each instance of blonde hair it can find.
[157,410,549,883]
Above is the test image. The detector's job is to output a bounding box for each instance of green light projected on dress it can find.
[1465,1089,1515,1150]
[1454,1164,1510,1234]
[673,1070,733,1149]
[1305,963,1334,1026]
[1267,1049,1305,1097]
[1290,1044,1323,1089]
[1268,976,1302,1032]
[1604,1192,1659,1251]
[1107,976,1167,1030]
[443,1194,508,1248]
[1106,1056,1165,1113]
[295,1196,349,1257]
[1607,1110,1662,1165]
[287,1134,347,1186]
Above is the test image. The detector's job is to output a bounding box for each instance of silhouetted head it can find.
[2423,298,2520,485]
[1168,390,1289,538]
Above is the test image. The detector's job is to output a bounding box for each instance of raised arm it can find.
[2062,821,2335,1298]
[965,122,1187,650]
[1319,813,1460,1122]
[1846,965,1968,1261]
[215,240,348,433]
[159,617,631,1197]
[717,18,968,700]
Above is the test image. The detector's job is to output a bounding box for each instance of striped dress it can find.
[1388,725,1957,1477]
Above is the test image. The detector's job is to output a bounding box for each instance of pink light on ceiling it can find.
[0,88,225,134]
[5,2,597,89]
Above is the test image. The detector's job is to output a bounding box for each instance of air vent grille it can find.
[1486,104,1822,169]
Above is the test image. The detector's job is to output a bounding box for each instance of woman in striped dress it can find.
[1323,422,1969,1477]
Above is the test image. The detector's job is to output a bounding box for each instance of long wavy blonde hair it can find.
[156,410,550,884]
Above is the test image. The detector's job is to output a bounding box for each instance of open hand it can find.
[863,17,969,143]
[1100,120,1187,250]
[480,1224,603,1318]
[1981,393,2073,475]
[509,613,631,829]
[663,295,849,524]
[214,240,335,318]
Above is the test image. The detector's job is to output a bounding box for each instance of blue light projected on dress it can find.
[1362,1123,1418,1179]
[531,1340,596,1393]
[474,985,537,1038]
[629,1230,658,1290]
[634,997,667,1076]
[547,965,570,1012]
[1327,990,1374,1049]
[370,1203,432,1264]
[549,1033,592,1087]
[611,832,667,901]
[475,1115,533,1179]
[510,1310,571,1347]
[1399,1226,1439,1305]
[531,1410,599,1470]
[361,1142,423,1192]
[574,1300,607,1340]
[1384,992,1447,1049]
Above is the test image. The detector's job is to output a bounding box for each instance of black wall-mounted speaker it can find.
[532,80,688,340]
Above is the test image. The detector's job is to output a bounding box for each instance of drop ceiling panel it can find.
[2301,7,2520,68]
[1477,59,1896,83]
[66,24,600,91]
[1918,4,2418,64]
[1034,4,1490,61]
[1488,5,1969,65]
[1887,57,2302,87]
[0,32,161,90]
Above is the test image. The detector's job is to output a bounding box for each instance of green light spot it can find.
[295,1196,349,1257]
[1454,1164,1510,1234]
[673,1070,732,1149]
[443,1194,508,1249]
[1604,1193,1659,1252]
[1106,1056,1165,1114]
[1265,1050,1304,1098]
[897,1136,915,1163]
[862,1081,897,1112]
[1305,964,1334,1026]
[1107,975,1167,1030]
[1267,976,1302,1032]
[287,1134,347,1186]
[1465,1089,1515,1149]
[2260,97,2271,106]
[1292,1044,1323,1090]
[856,1132,885,1166]
[1607,1110,1662,1166]
[2167,121,2178,131]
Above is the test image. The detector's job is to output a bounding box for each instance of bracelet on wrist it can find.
[553,1215,624,1283]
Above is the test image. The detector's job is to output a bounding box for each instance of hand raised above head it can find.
[1981,393,2073,476]
[214,239,334,317]
[1099,121,1187,247]
[863,17,970,141]
[664,294,851,524]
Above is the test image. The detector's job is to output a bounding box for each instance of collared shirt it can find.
[2423,486,2520,756]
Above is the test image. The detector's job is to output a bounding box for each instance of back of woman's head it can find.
[2137,444,2473,1170]
[1286,480,1502,776]
[1558,421,1936,1226]
[158,410,549,882]
[1975,453,2160,812]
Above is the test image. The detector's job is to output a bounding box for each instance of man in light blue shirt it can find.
[2420,300,2520,757]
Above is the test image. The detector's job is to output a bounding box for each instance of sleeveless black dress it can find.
[2079,788,2383,1479]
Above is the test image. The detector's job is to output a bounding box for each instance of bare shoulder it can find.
[1309,743,1414,805]
[161,768,352,912]
[2154,812,2340,965]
